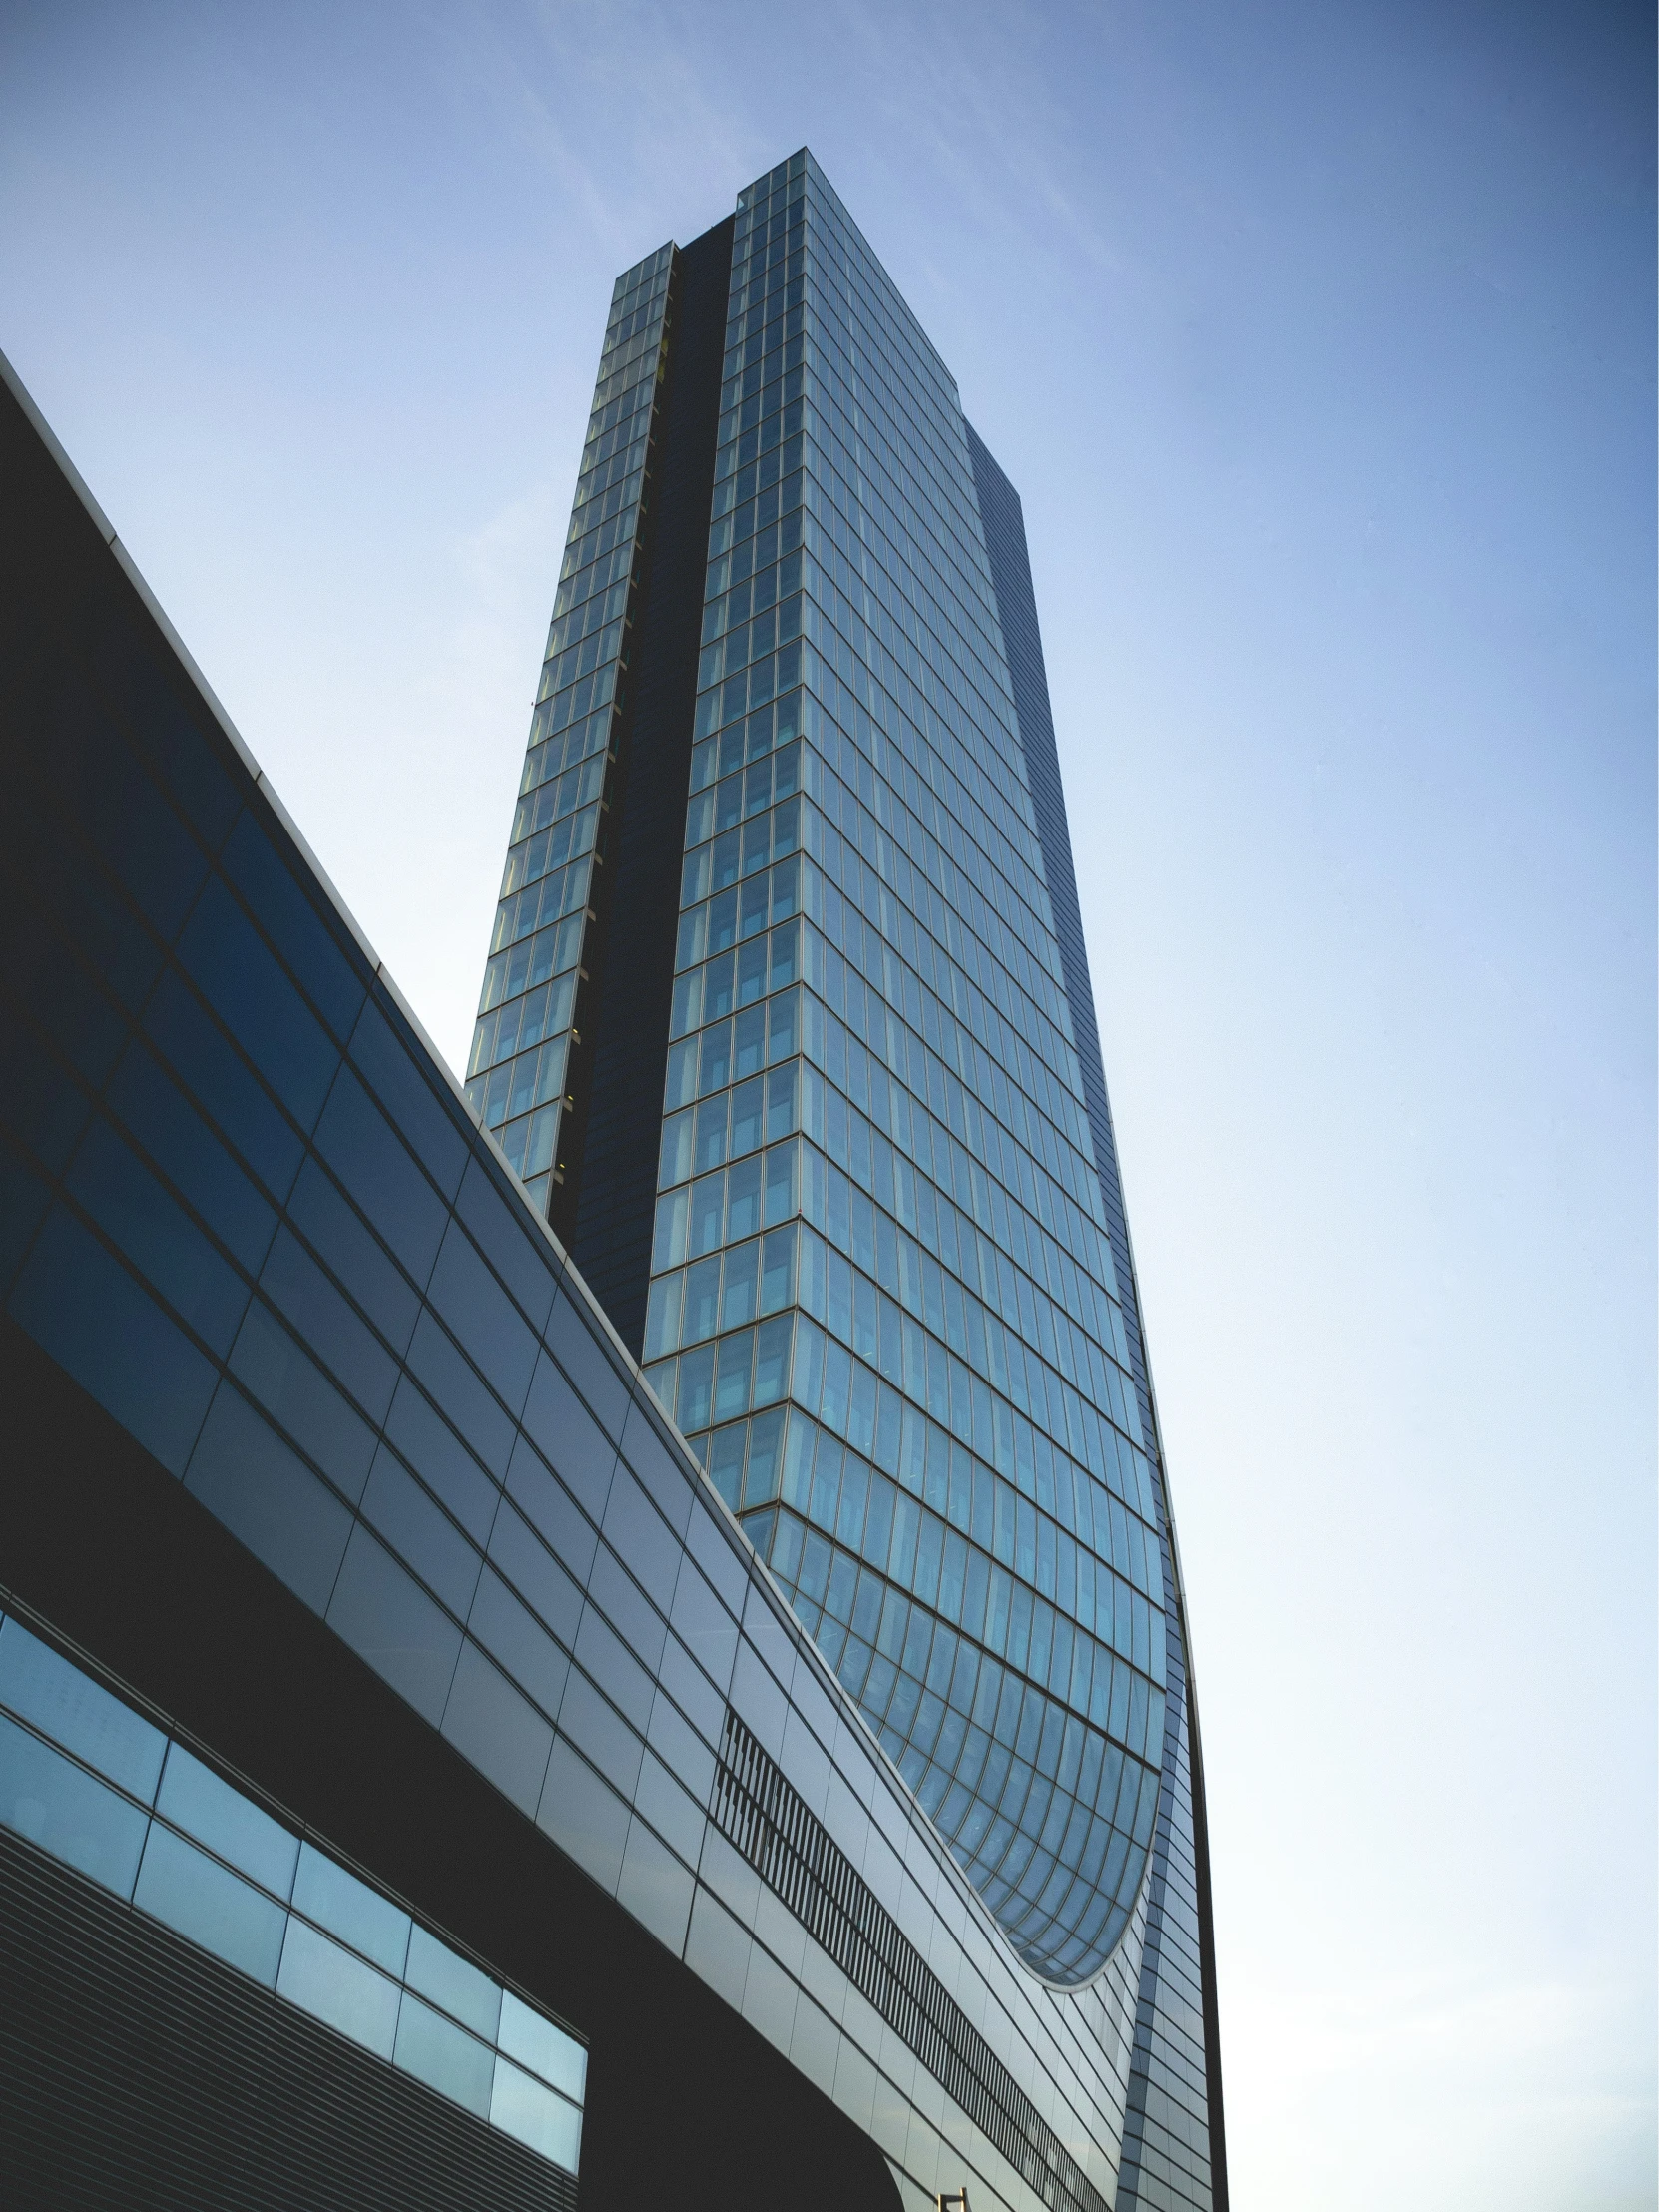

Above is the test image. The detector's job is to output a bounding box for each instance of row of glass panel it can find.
[680,789,802,910]
[525,648,617,754]
[697,667,1062,1054]
[651,1055,1142,1536]
[675,721,1102,1266]
[805,310,1008,700]
[502,749,606,882]
[702,472,1048,973]
[482,850,586,980]
[655,1056,1129,1445]
[713,302,1025,874]
[717,353,805,460]
[794,336,1038,877]
[803,756,1096,1209]
[648,1249,1161,1615]
[652,1127,802,1266]
[651,1187,1141,1525]
[758,1399,1165,1685]
[758,1508,1156,1972]
[743,177,960,553]
[801,658,1071,1067]
[469,240,675,1203]
[763,1502,1159,1847]
[701,499,805,615]
[470,969,576,1085]
[550,538,636,640]
[694,453,1054,1014]
[786,333,1026,818]
[642,1352,1164,1741]
[500,796,597,906]
[793,448,1037,875]
[680,705,1064,1111]
[475,1035,567,1141]
[517,703,613,818]
[666,889,1120,1378]
[788,556,1062,1115]
[649,1017,1146,1637]
[679,819,1103,1295]
[790,179,1009,677]
[0,1613,585,2173]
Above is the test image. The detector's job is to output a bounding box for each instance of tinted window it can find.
[185,1384,353,1613]
[142,967,304,1203]
[325,1527,462,1726]
[222,810,368,1041]
[312,1065,446,1285]
[66,1115,250,1356]
[107,1039,277,1275]
[286,1159,420,1355]
[227,1301,376,1505]
[9,1205,217,1474]
[426,1223,537,1415]
[380,1382,499,1545]
[348,998,468,1200]
[453,1157,556,1334]
[258,1228,397,1425]
[177,877,339,1131]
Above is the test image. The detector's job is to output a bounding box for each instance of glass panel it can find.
[497,1989,587,2102]
[155,1743,298,1899]
[404,1922,502,2041]
[0,1619,165,1802]
[276,1917,400,2059]
[393,1992,496,2118]
[290,1841,411,1976]
[491,2058,582,2174]
[0,1712,149,1898]
[134,1824,286,1985]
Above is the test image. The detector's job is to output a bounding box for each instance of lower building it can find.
[0,189,1222,2208]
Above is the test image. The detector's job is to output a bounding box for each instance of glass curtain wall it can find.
[640,153,1165,1984]
[465,247,677,1214]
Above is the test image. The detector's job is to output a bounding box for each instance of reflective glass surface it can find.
[464,244,677,1217]
[637,155,1165,1982]
[0,1611,586,2176]
[0,206,1219,2207]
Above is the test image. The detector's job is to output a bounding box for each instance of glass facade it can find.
[0,143,1223,2212]
[0,1607,587,2173]
[468,148,1225,2207]
[527,153,1165,1990]
[464,245,678,1208]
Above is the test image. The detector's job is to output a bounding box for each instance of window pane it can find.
[404,1923,502,2042]
[135,1824,286,1985]
[498,1989,587,2103]
[290,1841,410,1976]
[393,1992,496,2118]
[491,2059,582,2173]
[0,1618,165,1801]
[0,1713,149,1898]
[276,1917,399,2058]
[155,1743,298,1899]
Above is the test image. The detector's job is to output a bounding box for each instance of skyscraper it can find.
[0,148,1223,2212]
[466,148,1225,2199]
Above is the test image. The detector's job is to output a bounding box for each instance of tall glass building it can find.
[0,149,1223,2212]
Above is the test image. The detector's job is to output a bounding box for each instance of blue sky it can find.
[2,3,1652,2204]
